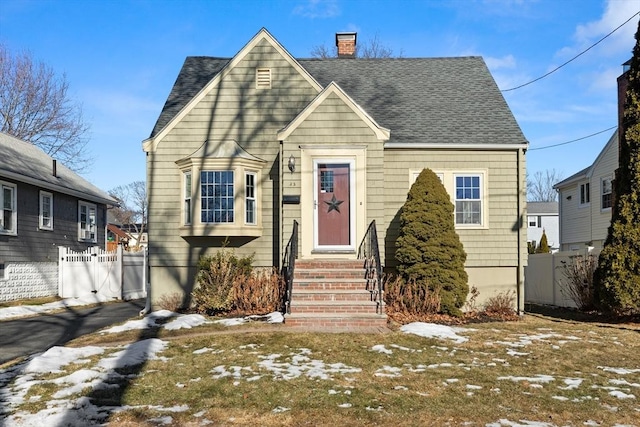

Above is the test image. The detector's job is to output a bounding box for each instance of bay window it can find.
[176,140,265,237]
[79,201,97,242]
[39,191,53,230]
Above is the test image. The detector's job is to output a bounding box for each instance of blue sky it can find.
[1,0,639,192]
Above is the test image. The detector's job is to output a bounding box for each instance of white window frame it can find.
[200,170,235,224]
[580,182,590,206]
[528,216,538,228]
[78,201,97,243]
[245,171,257,225]
[454,173,484,227]
[0,181,17,235]
[183,171,192,225]
[39,191,54,231]
[601,176,612,211]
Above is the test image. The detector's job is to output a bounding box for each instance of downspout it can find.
[517,147,525,315]
[279,140,284,270]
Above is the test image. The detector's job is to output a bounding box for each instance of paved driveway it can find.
[0,299,145,365]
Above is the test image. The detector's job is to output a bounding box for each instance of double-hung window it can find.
[455,175,482,225]
[1,182,17,235]
[78,201,97,242]
[580,182,590,205]
[601,177,612,210]
[184,171,192,225]
[245,172,257,225]
[39,191,53,230]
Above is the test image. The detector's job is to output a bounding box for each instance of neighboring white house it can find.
[553,130,618,251]
[526,201,559,251]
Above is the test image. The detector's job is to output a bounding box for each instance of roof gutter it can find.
[384,142,528,150]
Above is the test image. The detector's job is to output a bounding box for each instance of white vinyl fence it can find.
[58,246,147,300]
[524,249,599,308]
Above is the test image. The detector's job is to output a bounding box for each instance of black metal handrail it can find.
[357,220,384,314]
[282,220,298,314]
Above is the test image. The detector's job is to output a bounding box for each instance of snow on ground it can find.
[400,322,470,343]
[0,295,113,320]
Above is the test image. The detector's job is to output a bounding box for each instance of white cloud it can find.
[559,0,639,58]
[484,54,517,70]
[292,0,340,19]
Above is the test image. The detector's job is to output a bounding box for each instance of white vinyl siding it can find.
[1,182,17,235]
[78,201,97,242]
[39,191,53,230]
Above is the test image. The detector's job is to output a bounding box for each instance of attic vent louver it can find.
[256,68,271,89]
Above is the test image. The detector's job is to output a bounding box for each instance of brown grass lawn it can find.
[2,313,639,426]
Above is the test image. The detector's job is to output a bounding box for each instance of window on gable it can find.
[39,191,53,230]
[201,171,234,223]
[256,68,271,89]
[1,182,17,235]
[580,182,590,205]
[78,201,97,242]
[455,175,482,225]
[601,177,612,210]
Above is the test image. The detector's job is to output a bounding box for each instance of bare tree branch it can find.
[0,44,92,172]
[527,169,563,202]
[109,181,147,249]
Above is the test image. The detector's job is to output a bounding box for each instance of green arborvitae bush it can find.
[395,168,469,316]
[535,230,550,253]
[594,21,640,314]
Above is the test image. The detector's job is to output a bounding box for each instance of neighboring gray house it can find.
[143,29,528,324]
[0,132,116,301]
[526,201,559,251]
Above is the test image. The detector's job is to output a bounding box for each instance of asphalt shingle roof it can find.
[150,55,527,147]
[0,132,116,205]
[527,201,558,214]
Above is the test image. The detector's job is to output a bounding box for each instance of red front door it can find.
[317,163,350,246]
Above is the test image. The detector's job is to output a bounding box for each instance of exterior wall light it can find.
[288,154,295,173]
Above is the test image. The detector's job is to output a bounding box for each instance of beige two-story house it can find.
[143,28,528,320]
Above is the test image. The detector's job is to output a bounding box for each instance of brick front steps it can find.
[285,259,387,329]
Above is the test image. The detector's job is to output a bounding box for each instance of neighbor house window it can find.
[39,191,53,230]
[184,171,192,225]
[245,172,256,225]
[528,216,538,227]
[0,262,5,280]
[580,182,590,205]
[601,177,612,210]
[455,175,482,225]
[201,171,234,223]
[78,201,97,242]
[0,182,17,235]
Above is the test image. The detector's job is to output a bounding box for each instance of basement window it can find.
[256,68,271,89]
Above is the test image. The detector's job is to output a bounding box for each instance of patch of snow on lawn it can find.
[374,366,402,377]
[371,344,393,354]
[101,310,178,333]
[400,323,469,343]
[560,378,583,390]
[24,346,105,374]
[599,367,640,375]
[486,419,555,426]
[164,314,209,330]
[609,390,636,399]
[498,375,555,384]
[97,339,169,370]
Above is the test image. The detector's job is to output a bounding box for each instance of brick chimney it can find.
[336,32,357,58]
[617,59,631,133]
